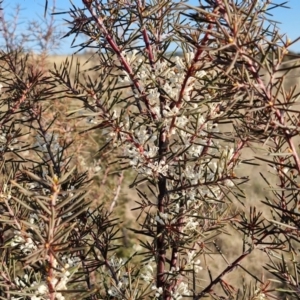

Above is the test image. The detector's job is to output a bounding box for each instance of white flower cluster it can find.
[104,50,236,297]
[12,275,48,300]
[140,263,155,283]
[106,256,132,299]
[149,148,236,240]
[121,128,169,177]
[11,230,37,255]
[155,211,176,225]
[140,251,201,298]
[119,51,207,112]
[113,51,235,194]
[0,183,11,201]
[0,132,19,151]
[186,250,203,273]
[152,285,163,298]
[61,254,81,267]
[253,288,266,300]
[47,261,72,300]
[10,211,76,300]
[151,282,191,300]
[168,143,236,202]
[12,259,72,300]
[34,133,62,162]
[171,282,191,300]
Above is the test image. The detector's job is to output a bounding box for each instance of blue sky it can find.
[2,0,300,54]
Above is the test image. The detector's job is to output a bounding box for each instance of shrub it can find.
[0,0,300,299]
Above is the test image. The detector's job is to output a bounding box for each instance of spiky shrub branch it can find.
[0,0,300,299]
[0,53,124,300]
[49,0,300,298]
[0,2,123,300]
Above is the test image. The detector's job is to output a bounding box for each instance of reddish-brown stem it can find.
[83,1,157,120]
[0,82,33,128]
[137,0,156,71]
[47,177,60,300]
[195,248,251,299]
[216,1,300,173]
[244,54,300,172]
[157,128,168,294]
[168,10,217,135]
[160,15,217,294]
[141,25,155,71]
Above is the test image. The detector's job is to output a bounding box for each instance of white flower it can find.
[152,286,163,298]
[20,237,37,254]
[186,251,203,273]
[11,232,25,247]
[140,264,154,283]
[174,56,186,70]
[29,213,39,224]
[184,52,195,65]
[223,179,234,187]
[160,33,173,41]
[94,165,101,173]
[118,73,132,85]
[195,70,206,78]
[171,282,191,299]
[109,256,125,270]
[187,144,203,157]
[0,133,7,143]
[15,276,26,288]
[183,218,199,233]
[108,281,124,298]
[144,146,158,158]
[123,49,139,64]
[175,115,188,127]
[55,293,65,300]
[254,289,266,300]
[37,283,48,294]
[141,160,169,176]
[148,88,160,104]
[49,277,58,287]
[255,0,264,9]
